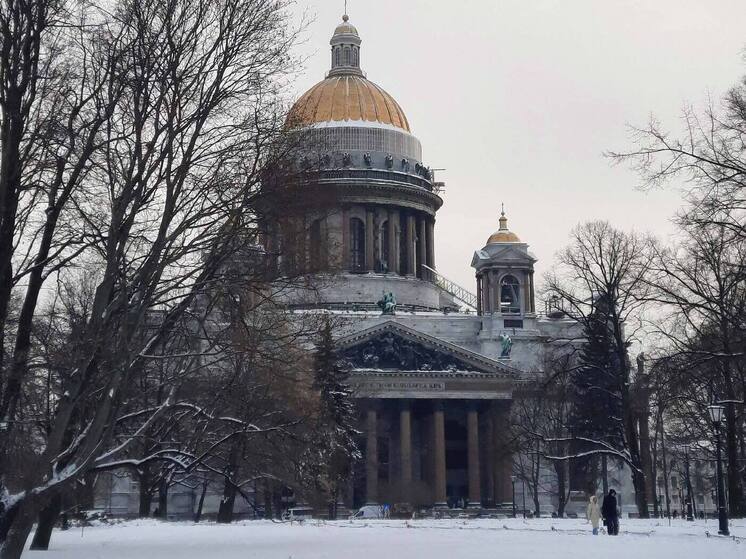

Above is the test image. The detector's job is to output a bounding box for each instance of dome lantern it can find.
[329,14,363,78]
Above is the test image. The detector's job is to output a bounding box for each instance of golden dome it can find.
[487,209,522,244]
[287,75,410,132]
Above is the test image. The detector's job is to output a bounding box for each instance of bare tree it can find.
[0,0,304,556]
[544,220,655,517]
[643,220,746,516]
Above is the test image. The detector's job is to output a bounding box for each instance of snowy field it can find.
[24,517,746,559]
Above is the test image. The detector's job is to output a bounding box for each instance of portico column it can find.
[492,403,512,504]
[467,404,481,508]
[406,213,416,276]
[366,408,378,505]
[485,410,495,506]
[529,271,536,313]
[365,208,375,272]
[433,401,447,507]
[400,402,412,503]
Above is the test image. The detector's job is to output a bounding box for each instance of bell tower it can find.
[471,208,537,328]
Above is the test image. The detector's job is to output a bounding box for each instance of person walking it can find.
[586,495,602,535]
[601,489,620,536]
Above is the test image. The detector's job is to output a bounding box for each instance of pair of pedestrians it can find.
[587,489,620,535]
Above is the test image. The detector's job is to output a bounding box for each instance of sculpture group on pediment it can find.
[341,331,475,372]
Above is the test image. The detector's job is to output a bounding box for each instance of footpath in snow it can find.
[24,517,745,559]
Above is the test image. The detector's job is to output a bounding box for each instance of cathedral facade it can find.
[279,14,581,510]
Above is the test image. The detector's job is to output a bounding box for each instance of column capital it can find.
[398,399,413,411]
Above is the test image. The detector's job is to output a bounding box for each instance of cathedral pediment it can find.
[335,321,519,377]
[471,245,537,270]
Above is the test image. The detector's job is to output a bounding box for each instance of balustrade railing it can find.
[421,264,478,310]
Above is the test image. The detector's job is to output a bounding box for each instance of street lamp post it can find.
[708,404,729,536]
[522,479,527,519]
[683,445,694,522]
[511,476,516,518]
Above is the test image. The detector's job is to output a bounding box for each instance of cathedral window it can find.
[344,47,350,65]
[335,48,340,67]
[350,217,366,272]
[500,275,521,314]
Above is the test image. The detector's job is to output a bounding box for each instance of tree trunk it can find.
[660,427,671,518]
[29,492,62,550]
[157,479,169,520]
[621,380,649,517]
[217,477,237,524]
[725,403,746,516]
[264,480,273,519]
[555,459,567,518]
[601,454,608,495]
[139,468,152,517]
[0,502,34,559]
[194,482,208,523]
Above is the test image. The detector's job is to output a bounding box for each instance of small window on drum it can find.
[500,275,521,314]
[350,217,365,273]
[344,47,350,65]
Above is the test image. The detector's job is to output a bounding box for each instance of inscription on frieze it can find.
[355,381,446,392]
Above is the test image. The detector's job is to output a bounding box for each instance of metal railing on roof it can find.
[422,264,478,310]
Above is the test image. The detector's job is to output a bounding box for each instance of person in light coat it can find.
[586,495,602,535]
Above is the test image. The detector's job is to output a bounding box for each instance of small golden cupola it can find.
[472,205,537,320]
[487,207,521,244]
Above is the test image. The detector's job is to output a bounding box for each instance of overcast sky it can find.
[289,0,746,291]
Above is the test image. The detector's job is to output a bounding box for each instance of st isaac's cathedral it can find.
[275,14,582,511]
[94,13,584,518]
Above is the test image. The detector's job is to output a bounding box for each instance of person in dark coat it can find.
[601,489,619,535]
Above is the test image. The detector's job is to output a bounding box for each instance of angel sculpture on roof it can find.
[498,333,513,358]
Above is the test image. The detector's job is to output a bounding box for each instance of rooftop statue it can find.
[498,333,513,358]
[377,291,397,315]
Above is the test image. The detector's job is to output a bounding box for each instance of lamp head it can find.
[708,403,725,425]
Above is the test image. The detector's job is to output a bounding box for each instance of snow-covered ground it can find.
[24,517,745,558]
